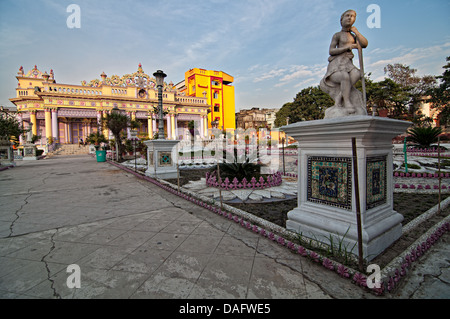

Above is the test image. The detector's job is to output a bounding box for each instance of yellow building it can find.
[177,68,236,131]
[10,64,211,145]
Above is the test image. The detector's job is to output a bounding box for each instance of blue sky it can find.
[0,0,449,111]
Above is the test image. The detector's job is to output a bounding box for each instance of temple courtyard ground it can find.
[0,155,448,300]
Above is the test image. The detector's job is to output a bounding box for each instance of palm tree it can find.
[102,111,131,161]
[406,126,443,149]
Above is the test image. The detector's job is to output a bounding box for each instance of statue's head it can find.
[340,10,356,27]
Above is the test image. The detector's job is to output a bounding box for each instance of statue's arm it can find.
[351,27,368,48]
[329,33,357,56]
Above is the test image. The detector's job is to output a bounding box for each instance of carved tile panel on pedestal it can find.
[159,152,173,167]
[366,156,387,210]
[307,156,352,210]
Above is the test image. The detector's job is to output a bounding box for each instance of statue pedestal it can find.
[282,116,411,260]
[22,143,38,161]
[0,137,15,166]
[144,139,180,179]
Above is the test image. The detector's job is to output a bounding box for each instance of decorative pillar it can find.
[44,109,52,141]
[166,115,171,140]
[147,113,153,139]
[127,111,132,139]
[170,114,176,140]
[200,116,204,138]
[174,115,179,140]
[203,116,208,138]
[97,110,102,127]
[102,111,109,138]
[67,122,72,144]
[51,108,58,142]
[30,111,37,136]
[18,113,23,144]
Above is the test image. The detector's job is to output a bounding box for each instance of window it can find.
[213,91,219,99]
[214,105,220,112]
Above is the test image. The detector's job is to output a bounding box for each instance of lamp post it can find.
[111,105,120,161]
[144,70,180,179]
[153,70,167,140]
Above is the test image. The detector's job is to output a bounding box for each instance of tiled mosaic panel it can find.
[159,152,172,166]
[366,156,387,209]
[308,156,352,210]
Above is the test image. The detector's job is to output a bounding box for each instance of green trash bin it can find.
[96,150,106,162]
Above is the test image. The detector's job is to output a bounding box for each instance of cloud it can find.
[275,64,326,88]
[367,41,450,80]
[253,68,288,83]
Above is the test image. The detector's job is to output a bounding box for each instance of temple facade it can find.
[10,64,214,145]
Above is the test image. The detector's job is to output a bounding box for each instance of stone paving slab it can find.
[0,155,448,300]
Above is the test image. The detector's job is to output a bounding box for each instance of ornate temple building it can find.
[10,64,223,145]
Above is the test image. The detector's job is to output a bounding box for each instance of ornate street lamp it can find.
[153,70,167,140]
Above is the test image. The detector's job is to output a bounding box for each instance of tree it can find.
[384,63,437,122]
[290,86,334,122]
[0,111,25,140]
[428,56,450,126]
[275,87,334,126]
[366,78,410,119]
[274,102,293,128]
[102,111,134,161]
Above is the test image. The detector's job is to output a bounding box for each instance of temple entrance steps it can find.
[46,144,90,157]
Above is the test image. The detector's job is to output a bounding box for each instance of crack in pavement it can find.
[40,229,61,299]
[8,191,32,238]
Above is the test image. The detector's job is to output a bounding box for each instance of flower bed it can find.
[394,172,450,178]
[205,171,282,190]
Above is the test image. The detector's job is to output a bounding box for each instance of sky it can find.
[0,0,449,111]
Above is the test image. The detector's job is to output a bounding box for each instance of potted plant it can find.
[86,132,108,162]
[86,131,108,150]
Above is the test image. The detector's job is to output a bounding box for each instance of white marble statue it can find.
[320,10,368,118]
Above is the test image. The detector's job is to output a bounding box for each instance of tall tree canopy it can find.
[428,56,450,126]
[275,86,334,126]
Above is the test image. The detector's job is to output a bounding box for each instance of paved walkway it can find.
[0,155,448,299]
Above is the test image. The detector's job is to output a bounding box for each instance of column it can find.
[66,122,72,144]
[200,116,204,139]
[102,111,109,138]
[147,113,153,139]
[97,110,102,127]
[174,115,179,140]
[127,112,132,139]
[30,111,37,136]
[166,115,172,140]
[171,114,176,140]
[203,116,208,138]
[44,109,52,141]
[51,109,58,142]
[18,113,23,144]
